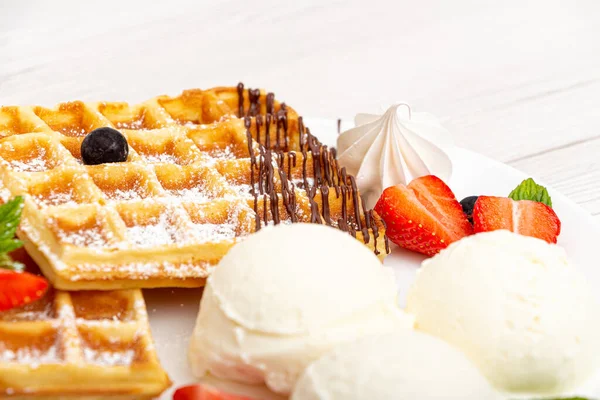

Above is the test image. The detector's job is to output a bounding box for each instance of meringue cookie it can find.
[337,104,453,208]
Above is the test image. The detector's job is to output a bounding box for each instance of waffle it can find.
[0,287,170,398]
[0,84,389,290]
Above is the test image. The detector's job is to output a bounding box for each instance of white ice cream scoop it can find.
[407,230,600,398]
[188,223,413,395]
[291,330,502,400]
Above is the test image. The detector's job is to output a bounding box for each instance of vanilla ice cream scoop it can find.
[407,230,600,397]
[189,223,413,395]
[291,330,502,400]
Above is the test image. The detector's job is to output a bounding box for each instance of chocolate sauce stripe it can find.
[237,82,287,124]
[245,146,387,254]
[244,114,291,151]
[249,192,304,226]
[237,82,389,256]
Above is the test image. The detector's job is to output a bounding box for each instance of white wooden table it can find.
[3,0,600,221]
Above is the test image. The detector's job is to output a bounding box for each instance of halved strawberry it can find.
[173,384,255,400]
[375,175,473,256]
[0,270,49,312]
[473,196,561,243]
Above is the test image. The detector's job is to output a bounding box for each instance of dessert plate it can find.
[146,117,600,399]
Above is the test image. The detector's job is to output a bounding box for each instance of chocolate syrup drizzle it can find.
[237,82,389,255]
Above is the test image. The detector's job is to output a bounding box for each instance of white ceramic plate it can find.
[147,118,600,399]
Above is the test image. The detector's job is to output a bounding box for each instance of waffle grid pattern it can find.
[0,289,170,397]
[0,85,387,290]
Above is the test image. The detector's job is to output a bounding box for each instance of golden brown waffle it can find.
[0,288,170,398]
[0,85,388,290]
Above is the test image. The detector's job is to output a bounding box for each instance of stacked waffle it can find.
[0,249,171,398]
[0,84,388,291]
[0,84,388,397]
[0,288,169,398]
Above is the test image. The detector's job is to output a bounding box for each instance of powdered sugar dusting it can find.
[57,301,75,320]
[19,221,69,271]
[35,190,77,207]
[55,225,112,248]
[142,154,179,164]
[116,119,144,130]
[209,146,236,160]
[59,126,87,137]
[105,188,143,201]
[83,348,135,366]
[166,186,213,203]
[182,121,206,129]
[8,149,52,172]
[190,223,236,242]
[10,159,47,172]
[125,213,185,247]
[0,187,11,202]
[71,260,213,280]
[0,344,60,364]
[228,183,259,197]
[1,302,54,321]
[133,296,147,320]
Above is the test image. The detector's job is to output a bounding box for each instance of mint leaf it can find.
[516,397,592,400]
[526,397,592,400]
[509,178,552,208]
[524,397,593,400]
[0,196,25,271]
[0,253,24,271]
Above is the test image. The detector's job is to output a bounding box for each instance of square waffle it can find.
[0,287,170,398]
[0,85,388,290]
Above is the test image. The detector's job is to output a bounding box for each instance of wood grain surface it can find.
[2,0,599,220]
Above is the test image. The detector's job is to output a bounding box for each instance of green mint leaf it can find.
[516,397,594,400]
[0,196,25,271]
[0,238,23,254]
[0,253,24,271]
[0,196,24,241]
[508,178,553,208]
[528,397,592,400]
[524,397,593,400]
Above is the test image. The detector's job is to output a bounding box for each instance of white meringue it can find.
[337,104,453,208]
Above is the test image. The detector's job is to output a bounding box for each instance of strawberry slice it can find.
[0,270,49,312]
[375,175,473,256]
[473,196,561,243]
[173,384,256,400]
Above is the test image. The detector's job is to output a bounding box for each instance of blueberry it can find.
[81,127,129,165]
[460,196,479,224]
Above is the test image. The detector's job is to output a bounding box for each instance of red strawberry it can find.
[473,196,561,243]
[173,384,256,400]
[0,270,49,312]
[375,175,473,256]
